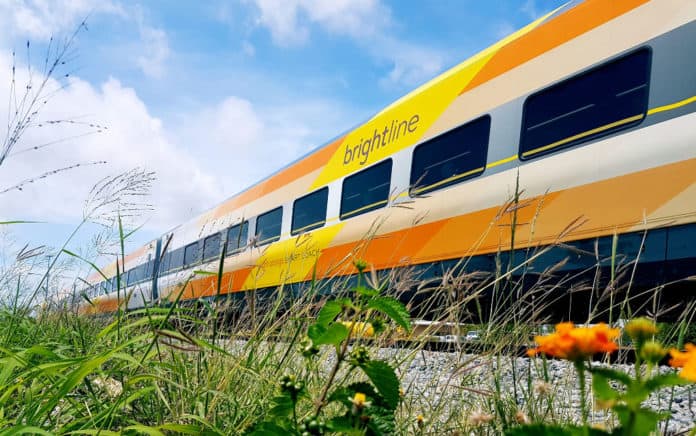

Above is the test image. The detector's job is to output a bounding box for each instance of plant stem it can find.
[575,360,589,426]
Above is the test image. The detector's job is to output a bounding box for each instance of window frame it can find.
[183,242,200,267]
[255,207,283,245]
[519,47,651,161]
[226,221,249,255]
[409,114,490,196]
[202,232,222,261]
[340,159,392,221]
[291,187,329,235]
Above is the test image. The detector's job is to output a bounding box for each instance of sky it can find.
[0,0,566,264]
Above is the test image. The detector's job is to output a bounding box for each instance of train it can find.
[78,0,696,321]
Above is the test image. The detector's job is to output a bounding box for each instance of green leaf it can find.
[592,372,620,401]
[355,285,378,298]
[0,426,54,436]
[122,425,165,436]
[313,323,349,347]
[613,405,664,436]
[246,421,291,436]
[359,360,400,410]
[365,405,397,436]
[588,367,632,386]
[644,372,689,391]
[316,299,349,327]
[326,416,364,436]
[367,297,411,333]
[158,424,205,434]
[268,393,295,417]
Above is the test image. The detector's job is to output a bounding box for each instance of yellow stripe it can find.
[647,95,696,115]
[291,220,326,235]
[522,114,644,158]
[411,166,485,195]
[486,155,517,169]
[341,200,389,219]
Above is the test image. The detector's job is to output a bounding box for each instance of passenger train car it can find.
[80,0,696,320]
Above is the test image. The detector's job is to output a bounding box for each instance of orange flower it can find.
[527,322,620,361]
[669,343,696,382]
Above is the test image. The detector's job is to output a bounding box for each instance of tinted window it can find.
[256,207,283,245]
[169,246,185,270]
[126,269,135,286]
[184,242,199,266]
[410,115,490,195]
[340,159,392,220]
[203,233,221,261]
[226,221,249,254]
[520,48,650,159]
[292,188,328,235]
[159,252,171,274]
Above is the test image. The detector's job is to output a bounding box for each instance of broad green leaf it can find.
[313,323,349,347]
[327,416,365,436]
[316,299,349,327]
[591,372,619,401]
[367,297,411,333]
[588,367,632,386]
[644,372,689,391]
[268,393,294,417]
[359,360,400,410]
[247,421,291,436]
[613,405,664,436]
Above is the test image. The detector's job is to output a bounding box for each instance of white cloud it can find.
[136,25,170,78]
[374,37,445,89]
[520,0,540,20]
[246,0,444,88]
[0,50,357,234]
[0,52,220,231]
[249,0,388,46]
[0,0,125,40]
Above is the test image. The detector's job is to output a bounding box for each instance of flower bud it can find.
[640,340,667,364]
[625,317,658,343]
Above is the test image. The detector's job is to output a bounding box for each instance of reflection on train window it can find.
[292,187,328,235]
[256,207,283,245]
[203,233,221,261]
[226,221,248,254]
[183,242,199,266]
[341,159,392,220]
[410,115,490,195]
[520,48,650,159]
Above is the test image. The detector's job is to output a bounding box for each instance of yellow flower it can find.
[625,317,658,342]
[527,322,620,361]
[340,321,375,337]
[416,414,426,428]
[350,392,370,414]
[669,343,696,382]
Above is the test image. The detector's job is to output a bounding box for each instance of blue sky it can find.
[0,0,564,268]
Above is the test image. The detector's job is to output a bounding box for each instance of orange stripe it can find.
[460,0,650,95]
[211,136,346,219]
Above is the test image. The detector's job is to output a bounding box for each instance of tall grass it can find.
[1,207,694,435]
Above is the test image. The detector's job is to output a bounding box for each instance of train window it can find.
[159,252,171,274]
[203,233,222,261]
[256,207,283,245]
[520,48,650,159]
[184,242,199,266]
[226,221,249,254]
[169,247,185,271]
[126,269,134,286]
[292,187,328,235]
[340,159,392,220]
[410,115,490,195]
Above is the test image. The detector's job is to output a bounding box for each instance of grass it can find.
[0,231,694,435]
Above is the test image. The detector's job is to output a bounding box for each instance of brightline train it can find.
[80,0,696,320]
